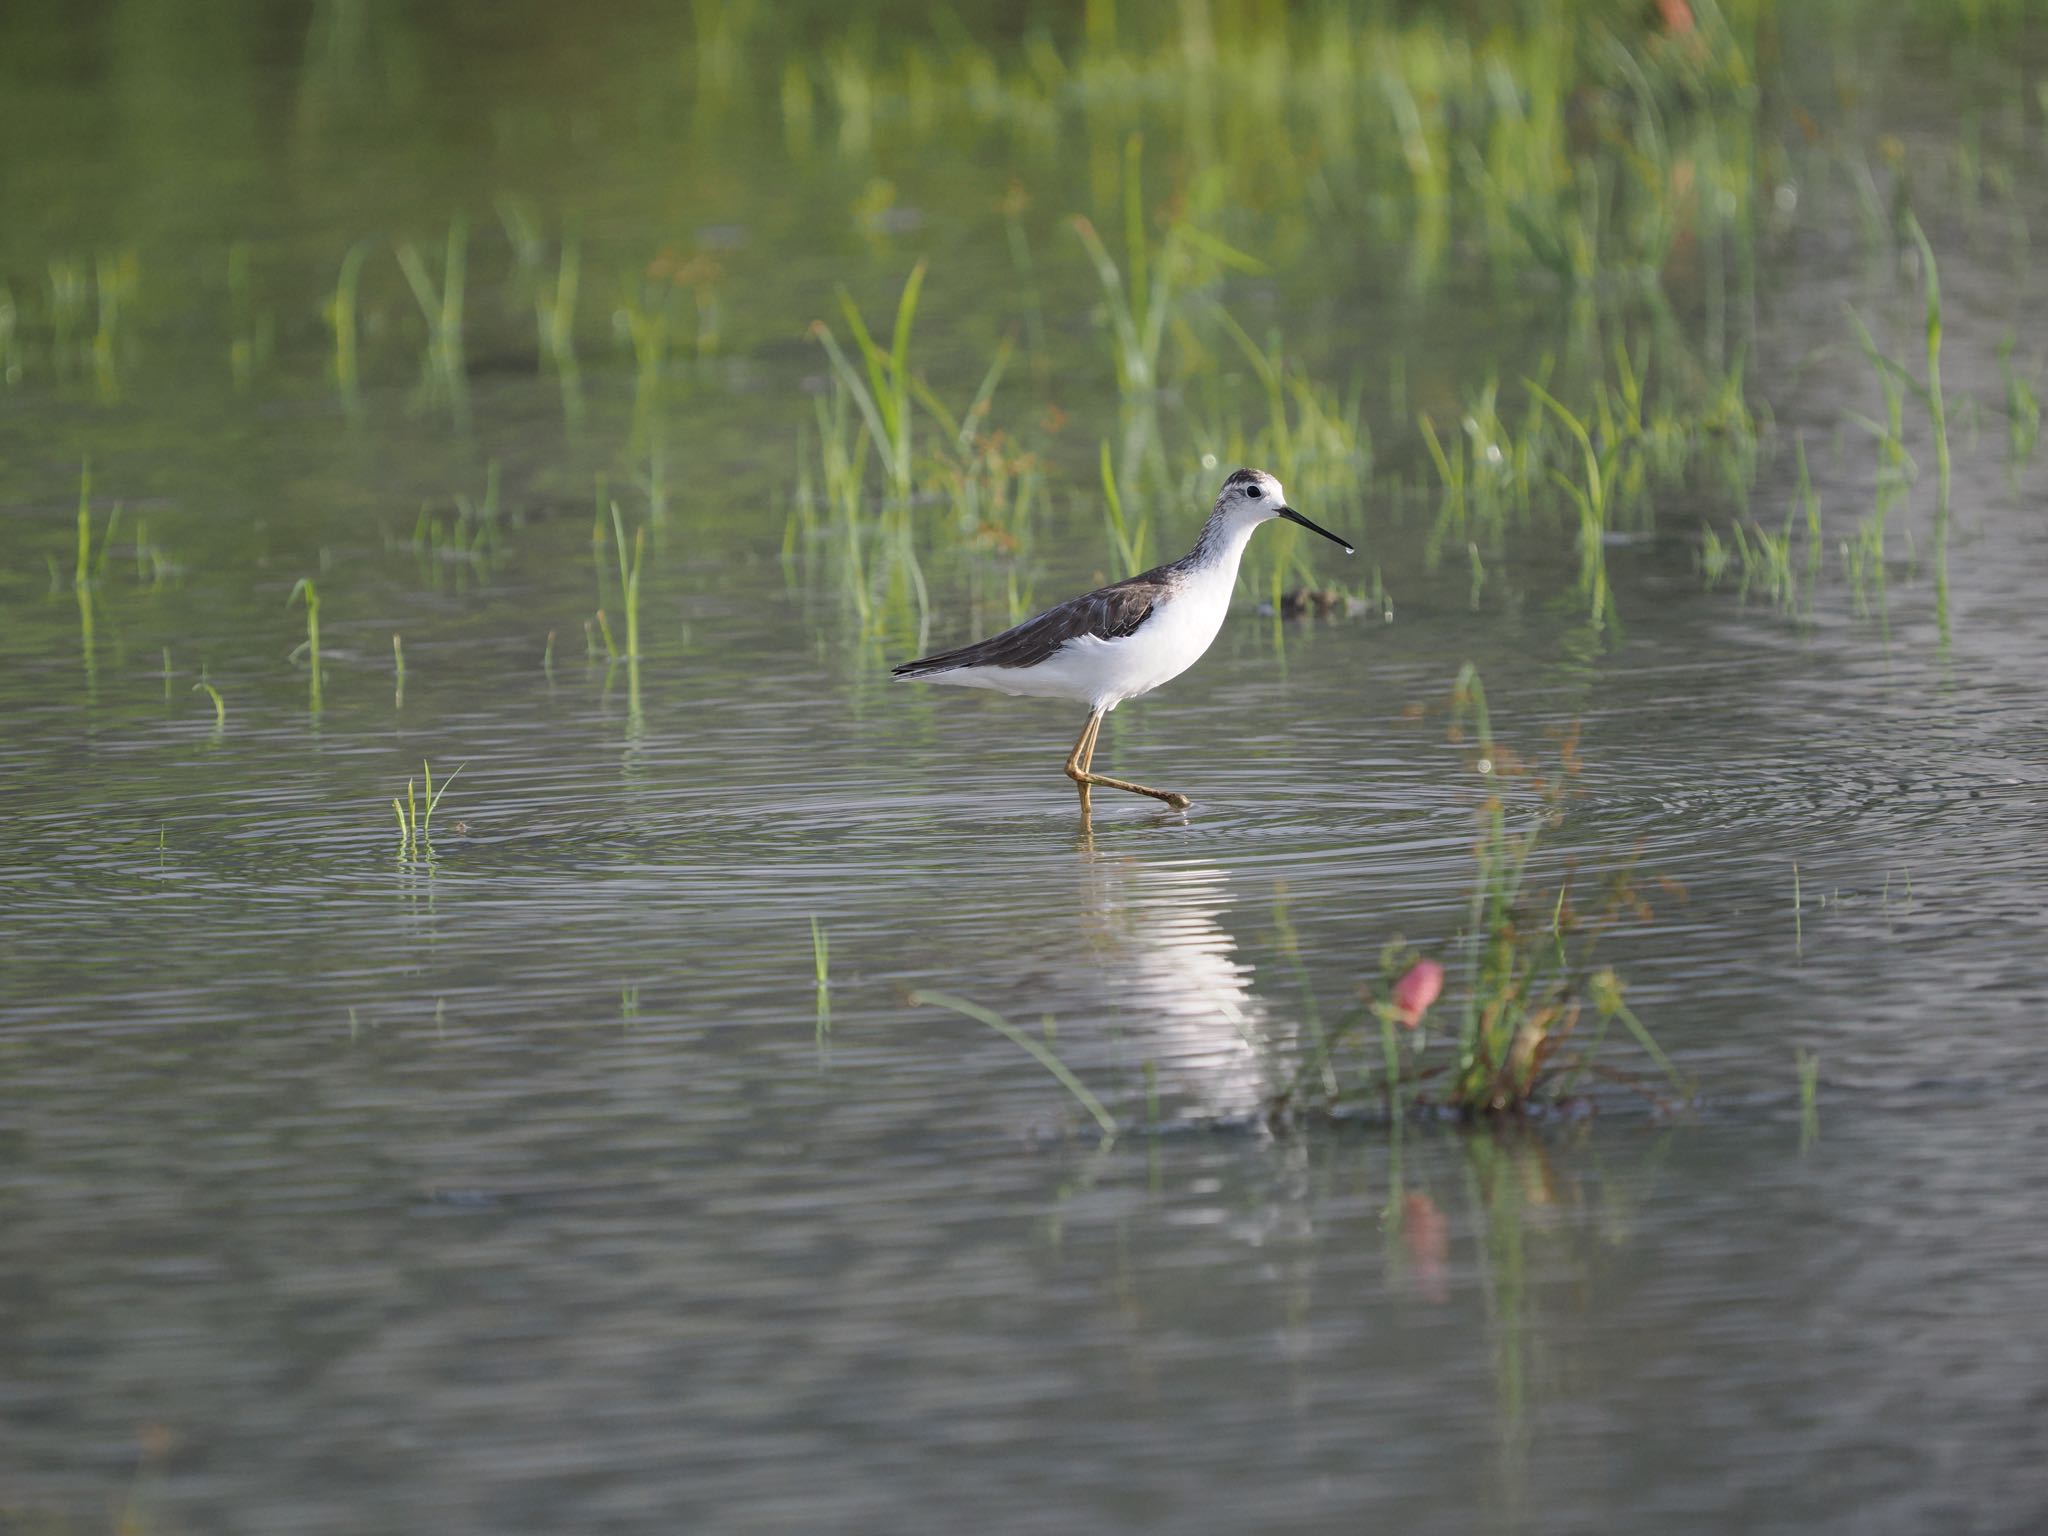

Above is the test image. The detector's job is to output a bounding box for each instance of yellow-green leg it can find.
[1063,709,1192,812]
[1064,710,1103,818]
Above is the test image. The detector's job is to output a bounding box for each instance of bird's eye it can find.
[1245,485,1263,499]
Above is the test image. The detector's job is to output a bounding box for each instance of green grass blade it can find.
[912,989,1118,1140]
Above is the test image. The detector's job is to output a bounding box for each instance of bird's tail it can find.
[890,648,973,680]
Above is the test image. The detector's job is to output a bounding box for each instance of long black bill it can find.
[1278,505,1355,555]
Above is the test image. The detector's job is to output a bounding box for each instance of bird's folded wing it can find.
[892,570,1169,675]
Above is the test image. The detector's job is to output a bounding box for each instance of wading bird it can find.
[893,468,1352,815]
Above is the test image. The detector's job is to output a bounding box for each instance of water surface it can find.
[3,5,2047,1531]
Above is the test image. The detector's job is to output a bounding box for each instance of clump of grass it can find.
[392,760,464,858]
[1273,666,1687,1122]
[908,332,1038,543]
[1707,443,1819,620]
[1525,381,1619,631]
[1999,333,2039,478]
[325,239,372,411]
[1070,141,1174,402]
[540,235,582,420]
[410,461,504,571]
[1097,439,1149,576]
[1727,517,1797,610]
[70,458,122,589]
[615,269,672,432]
[1904,214,1950,637]
[395,219,468,421]
[919,668,1686,1135]
[1845,306,1917,518]
[1840,507,1891,624]
[1844,222,1950,634]
[799,263,956,647]
[287,577,323,712]
[810,259,926,505]
[1416,376,1528,564]
[498,197,580,400]
[1068,145,1266,499]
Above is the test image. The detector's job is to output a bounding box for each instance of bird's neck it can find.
[1185,510,1258,576]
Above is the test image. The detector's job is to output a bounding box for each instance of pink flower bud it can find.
[1391,960,1444,1028]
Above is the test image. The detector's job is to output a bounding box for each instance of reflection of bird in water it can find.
[1070,845,1273,1118]
[893,469,1352,817]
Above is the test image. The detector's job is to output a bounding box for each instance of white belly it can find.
[924,573,1233,712]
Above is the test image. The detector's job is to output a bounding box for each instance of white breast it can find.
[1078,568,1235,709]
[924,565,1235,712]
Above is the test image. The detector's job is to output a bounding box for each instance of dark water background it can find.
[3,3,2047,1531]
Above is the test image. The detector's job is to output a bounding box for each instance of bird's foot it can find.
[1070,767,1191,812]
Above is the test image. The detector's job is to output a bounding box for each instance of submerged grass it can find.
[1797,1047,1821,1149]
[911,988,1119,1145]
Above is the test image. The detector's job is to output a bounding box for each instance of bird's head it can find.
[1214,468,1354,553]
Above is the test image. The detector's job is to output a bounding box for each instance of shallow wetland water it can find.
[3,3,2047,1531]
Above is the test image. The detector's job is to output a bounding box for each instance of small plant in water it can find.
[324,239,371,411]
[65,457,126,591]
[192,675,225,733]
[911,989,1119,1147]
[809,259,926,504]
[811,916,832,1054]
[916,667,1687,1140]
[1796,1047,1820,1150]
[395,219,469,422]
[1271,665,1687,1123]
[609,501,646,660]
[1999,334,2039,479]
[392,760,464,859]
[288,577,323,713]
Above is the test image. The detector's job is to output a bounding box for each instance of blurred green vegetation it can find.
[0,0,2040,651]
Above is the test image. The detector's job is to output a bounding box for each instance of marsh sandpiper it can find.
[893,468,1353,816]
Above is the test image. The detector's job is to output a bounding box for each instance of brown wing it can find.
[893,569,1170,677]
